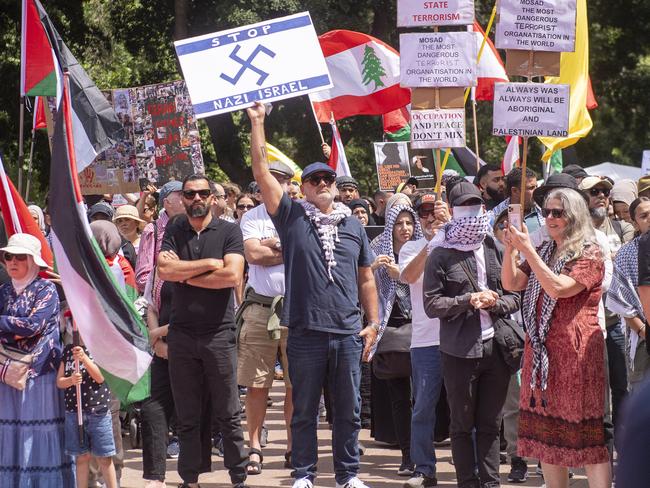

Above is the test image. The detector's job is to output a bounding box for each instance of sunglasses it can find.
[589,187,610,197]
[418,208,436,218]
[4,252,28,262]
[182,189,212,199]
[541,208,566,218]
[306,174,336,186]
[496,222,507,231]
[237,204,255,210]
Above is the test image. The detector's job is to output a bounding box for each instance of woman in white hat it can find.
[113,204,145,253]
[0,233,74,486]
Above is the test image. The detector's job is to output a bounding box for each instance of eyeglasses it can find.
[418,208,436,218]
[182,189,212,199]
[214,194,226,199]
[4,252,28,262]
[306,174,336,186]
[541,208,566,218]
[589,187,610,197]
[237,204,255,210]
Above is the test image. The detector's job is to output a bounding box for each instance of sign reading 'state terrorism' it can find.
[397,0,475,27]
[174,12,332,118]
[492,82,569,137]
[496,0,577,52]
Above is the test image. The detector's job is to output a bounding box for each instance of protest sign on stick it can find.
[411,109,466,149]
[374,142,411,191]
[400,32,477,88]
[397,0,475,27]
[492,82,570,138]
[496,0,577,53]
[175,12,331,118]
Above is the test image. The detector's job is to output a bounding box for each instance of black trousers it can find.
[168,326,247,484]
[442,339,511,488]
[386,376,412,454]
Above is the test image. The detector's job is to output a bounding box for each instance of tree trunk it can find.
[174,0,189,40]
[204,114,252,186]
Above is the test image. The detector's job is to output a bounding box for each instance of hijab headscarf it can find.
[385,193,412,218]
[369,204,423,358]
[28,204,46,233]
[11,255,41,295]
[90,220,122,258]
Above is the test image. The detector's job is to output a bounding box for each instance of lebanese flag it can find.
[0,154,54,268]
[48,78,150,405]
[311,30,411,122]
[502,136,520,175]
[328,117,352,177]
[471,22,508,101]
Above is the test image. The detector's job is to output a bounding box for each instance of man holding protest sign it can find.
[247,101,379,488]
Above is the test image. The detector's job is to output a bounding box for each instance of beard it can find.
[590,206,608,221]
[485,185,505,203]
[185,202,209,218]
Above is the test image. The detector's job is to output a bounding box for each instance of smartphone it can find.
[508,204,522,231]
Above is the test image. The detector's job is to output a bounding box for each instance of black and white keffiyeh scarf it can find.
[300,200,351,281]
[428,206,492,252]
[522,240,571,407]
[369,204,422,357]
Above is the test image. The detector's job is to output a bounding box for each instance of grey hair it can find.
[544,188,597,261]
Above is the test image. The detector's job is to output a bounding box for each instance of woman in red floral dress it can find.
[501,188,611,488]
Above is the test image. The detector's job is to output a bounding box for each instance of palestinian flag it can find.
[49,80,151,405]
[0,153,53,267]
[311,30,411,122]
[383,106,411,142]
[27,0,123,171]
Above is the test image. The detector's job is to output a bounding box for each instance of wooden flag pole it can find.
[434,148,443,199]
[18,97,25,195]
[472,95,480,173]
[520,137,529,222]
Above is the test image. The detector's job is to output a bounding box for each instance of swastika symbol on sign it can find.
[220,44,277,86]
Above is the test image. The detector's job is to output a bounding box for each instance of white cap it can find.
[0,233,49,268]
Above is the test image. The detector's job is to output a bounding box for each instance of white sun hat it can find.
[0,233,49,268]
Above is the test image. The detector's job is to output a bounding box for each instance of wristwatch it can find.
[367,322,380,332]
[273,241,282,251]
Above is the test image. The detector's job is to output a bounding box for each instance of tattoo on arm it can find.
[260,145,268,162]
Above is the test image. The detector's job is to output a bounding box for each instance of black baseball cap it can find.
[447,180,484,207]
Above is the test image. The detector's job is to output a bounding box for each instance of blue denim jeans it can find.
[410,345,443,478]
[287,328,363,485]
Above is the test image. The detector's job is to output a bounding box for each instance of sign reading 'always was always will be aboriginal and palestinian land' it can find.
[397,0,475,27]
[496,0,577,52]
[492,82,569,137]
[400,32,477,88]
[411,109,466,149]
[174,12,332,118]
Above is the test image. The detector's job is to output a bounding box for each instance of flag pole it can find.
[66,312,84,443]
[25,128,36,201]
[471,92,480,173]
[18,97,26,195]
[307,96,326,145]
[520,137,529,222]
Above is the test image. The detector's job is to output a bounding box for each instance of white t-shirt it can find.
[239,204,285,297]
[398,238,440,348]
[474,244,495,340]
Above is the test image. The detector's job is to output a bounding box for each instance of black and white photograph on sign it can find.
[492,82,570,137]
[407,148,436,188]
[397,0,475,27]
[373,142,412,191]
[400,32,477,88]
[411,109,466,149]
[495,0,577,52]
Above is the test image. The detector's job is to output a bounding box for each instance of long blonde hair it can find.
[544,188,596,261]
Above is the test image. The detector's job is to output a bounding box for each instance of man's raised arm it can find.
[247,102,283,216]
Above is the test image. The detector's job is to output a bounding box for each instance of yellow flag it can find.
[538,0,592,162]
[265,142,302,180]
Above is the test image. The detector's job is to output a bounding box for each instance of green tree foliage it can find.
[0,0,649,203]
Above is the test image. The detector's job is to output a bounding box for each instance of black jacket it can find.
[423,235,520,359]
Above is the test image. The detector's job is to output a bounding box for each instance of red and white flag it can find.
[471,22,508,101]
[33,95,48,130]
[311,30,411,122]
[328,117,352,177]
[502,136,520,175]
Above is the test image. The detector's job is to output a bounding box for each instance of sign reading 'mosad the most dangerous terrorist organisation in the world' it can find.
[174,12,332,118]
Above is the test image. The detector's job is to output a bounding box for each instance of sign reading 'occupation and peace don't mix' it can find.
[492,83,570,137]
[411,109,466,149]
[495,0,577,52]
[400,32,477,88]
[174,12,332,118]
[397,0,475,27]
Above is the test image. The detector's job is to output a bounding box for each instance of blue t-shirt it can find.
[271,194,374,334]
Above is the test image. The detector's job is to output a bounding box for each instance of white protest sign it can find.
[400,33,477,88]
[411,109,466,149]
[642,150,650,176]
[492,83,569,137]
[174,12,332,118]
[397,0,475,27]
[496,0,577,52]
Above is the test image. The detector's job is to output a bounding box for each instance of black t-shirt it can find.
[62,345,110,414]
[639,232,650,286]
[161,215,244,333]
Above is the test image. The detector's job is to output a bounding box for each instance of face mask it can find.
[453,205,484,219]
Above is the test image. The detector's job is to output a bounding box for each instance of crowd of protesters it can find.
[1,104,650,488]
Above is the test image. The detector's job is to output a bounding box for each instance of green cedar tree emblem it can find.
[361,45,386,90]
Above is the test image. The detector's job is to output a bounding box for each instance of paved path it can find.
[120,382,589,488]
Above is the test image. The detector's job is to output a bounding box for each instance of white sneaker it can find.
[336,477,371,488]
[292,477,314,488]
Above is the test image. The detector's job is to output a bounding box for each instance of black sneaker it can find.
[397,461,415,477]
[212,434,224,457]
[507,457,528,483]
[178,484,201,488]
[403,472,437,487]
